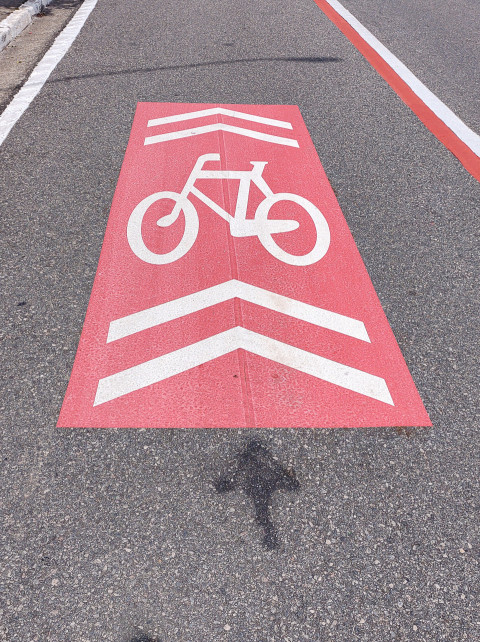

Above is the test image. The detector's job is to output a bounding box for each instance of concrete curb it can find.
[0,0,53,53]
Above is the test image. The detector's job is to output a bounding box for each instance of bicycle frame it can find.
[129,152,330,266]
[168,153,296,237]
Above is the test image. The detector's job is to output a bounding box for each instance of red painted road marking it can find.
[313,0,480,183]
[58,103,431,428]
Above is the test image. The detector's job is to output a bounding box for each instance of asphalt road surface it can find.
[1,0,479,640]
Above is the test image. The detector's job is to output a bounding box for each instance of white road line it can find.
[95,326,392,407]
[107,279,370,343]
[144,123,299,147]
[147,107,294,130]
[0,0,98,148]
[323,0,480,158]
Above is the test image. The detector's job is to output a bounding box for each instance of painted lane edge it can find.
[313,0,480,183]
[0,0,99,147]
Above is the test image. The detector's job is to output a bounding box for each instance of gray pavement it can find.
[0,0,479,640]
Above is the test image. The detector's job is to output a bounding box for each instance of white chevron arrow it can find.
[107,280,370,343]
[144,107,299,148]
[147,107,294,130]
[94,326,393,407]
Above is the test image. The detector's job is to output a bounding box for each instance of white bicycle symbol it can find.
[127,153,330,266]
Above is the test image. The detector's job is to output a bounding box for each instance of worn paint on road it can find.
[58,102,431,428]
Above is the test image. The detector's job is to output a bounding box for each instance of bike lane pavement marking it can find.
[57,102,431,429]
[313,0,480,182]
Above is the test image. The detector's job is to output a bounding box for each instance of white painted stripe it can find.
[242,327,392,405]
[0,0,98,148]
[95,327,240,406]
[323,0,480,158]
[148,107,293,130]
[95,326,392,407]
[144,123,299,148]
[107,279,370,343]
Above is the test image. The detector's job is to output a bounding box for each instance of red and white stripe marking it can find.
[314,0,480,182]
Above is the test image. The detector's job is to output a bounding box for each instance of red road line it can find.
[313,0,480,183]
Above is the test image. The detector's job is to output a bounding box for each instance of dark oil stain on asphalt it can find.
[214,440,300,550]
[129,636,159,642]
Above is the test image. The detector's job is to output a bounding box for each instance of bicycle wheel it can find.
[127,191,198,265]
[255,193,330,266]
